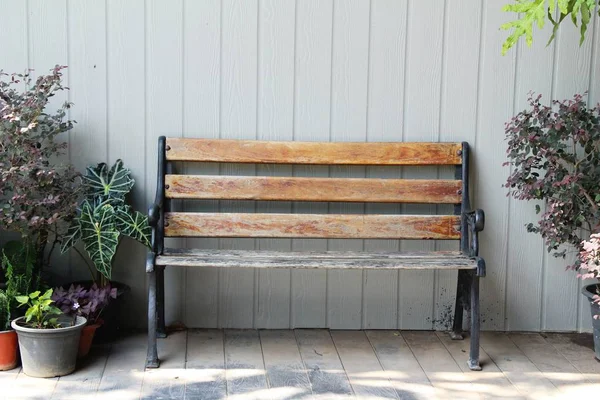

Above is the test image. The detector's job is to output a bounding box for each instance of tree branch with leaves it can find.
[501,0,599,55]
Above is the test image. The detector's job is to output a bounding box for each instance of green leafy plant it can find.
[2,240,39,297]
[15,289,62,329]
[501,0,600,55]
[504,93,600,261]
[0,66,80,273]
[0,291,10,331]
[0,240,42,331]
[61,160,151,282]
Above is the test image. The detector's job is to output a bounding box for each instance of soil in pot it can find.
[0,330,18,371]
[12,315,87,378]
[78,321,102,358]
[582,284,600,360]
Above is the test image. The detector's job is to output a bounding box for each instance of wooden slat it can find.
[165,175,462,203]
[165,138,462,165]
[155,249,477,269]
[164,212,460,239]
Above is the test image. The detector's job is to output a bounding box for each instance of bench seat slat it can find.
[165,138,462,165]
[165,175,462,203]
[155,249,477,269]
[164,212,461,240]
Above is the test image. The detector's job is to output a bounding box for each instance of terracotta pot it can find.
[78,322,101,358]
[0,330,18,371]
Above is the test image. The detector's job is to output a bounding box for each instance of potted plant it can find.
[0,240,40,370]
[0,291,17,371]
[61,159,150,340]
[11,289,86,377]
[505,93,600,355]
[52,283,117,357]
[0,66,80,281]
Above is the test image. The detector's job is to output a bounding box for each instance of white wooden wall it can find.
[1,0,599,332]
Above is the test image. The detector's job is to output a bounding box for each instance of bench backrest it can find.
[154,137,470,246]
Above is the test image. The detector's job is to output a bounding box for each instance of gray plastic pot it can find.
[11,315,87,378]
[582,284,600,360]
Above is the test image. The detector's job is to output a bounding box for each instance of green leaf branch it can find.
[501,0,599,55]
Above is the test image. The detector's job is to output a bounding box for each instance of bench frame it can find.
[145,137,485,370]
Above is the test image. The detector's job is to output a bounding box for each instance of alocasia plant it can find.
[61,160,151,281]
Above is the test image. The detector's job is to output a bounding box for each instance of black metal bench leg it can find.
[468,273,482,371]
[156,265,167,338]
[450,270,468,340]
[146,268,160,368]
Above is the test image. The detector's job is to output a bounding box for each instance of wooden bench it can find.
[145,137,486,370]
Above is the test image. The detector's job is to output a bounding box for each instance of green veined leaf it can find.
[114,206,152,248]
[60,222,82,254]
[29,291,40,299]
[83,159,135,200]
[79,199,120,280]
[15,295,29,305]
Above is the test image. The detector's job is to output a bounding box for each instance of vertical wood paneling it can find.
[0,1,27,72]
[182,0,221,328]
[146,0,184,326]
[505,15,555,332]
[362,0,407,329]
[106,0,147,329]
[436,0,481,331]
[254,0,295,329]
[475,0,516,331]
[581,11,600,332]
[400,0,444,330]
[327,0,370,329]
[67,0,107,175]
[290,0,333,328]
[2,0,598,332]
[28,0,71,283]
[218,0,258,328]
[546,17,594,332]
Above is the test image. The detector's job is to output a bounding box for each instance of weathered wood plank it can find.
[330,330,399,399]
[166,175,462,204]
[435,332,521,398]
[365,330,436,399]
[165,138,463,165]
[223,330,268,396]
[164,213,461,239]
[140,331,187,400]
[480,332,558,397]
[508,333,589,391]
[402,331,480,399]
[542,333,600,374]
[294,329,354,396]
[164,248,467,258]
[156,250,478,270]
[97,333,146,397]
[259,330,312,396]
[185,330,227,400]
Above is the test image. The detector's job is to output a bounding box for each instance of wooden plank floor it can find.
[1,330,600,399]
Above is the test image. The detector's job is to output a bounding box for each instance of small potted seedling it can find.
[11,289,86,377]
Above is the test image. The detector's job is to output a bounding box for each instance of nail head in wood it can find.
[457,189,462,195]
[457,150,462,156]
[166,145,171,151]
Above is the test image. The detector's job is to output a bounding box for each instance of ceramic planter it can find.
[12,315,86,378]
[77,322,101,358]
[582,284,600,360]
[0,330,18,371]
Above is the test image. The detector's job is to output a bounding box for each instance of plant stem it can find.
[71,247,97,285]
